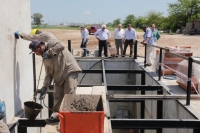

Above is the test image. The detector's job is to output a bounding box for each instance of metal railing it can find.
[141,44,200,105]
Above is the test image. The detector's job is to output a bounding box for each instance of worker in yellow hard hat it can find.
[14,29,82,124]
[30,29,42,35]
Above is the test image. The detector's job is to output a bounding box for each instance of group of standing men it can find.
[80,24,160,62]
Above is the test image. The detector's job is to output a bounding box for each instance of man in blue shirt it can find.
[151,24,160,43]
[141,24,155,66]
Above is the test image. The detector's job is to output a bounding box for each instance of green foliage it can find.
[112,19,121,27]
[168,0,200,31]
[31,13,43,25]
[122,14,136,28]
[145,11,165,28]
[135,16,147,28]
[106,22,112,27]
[103,0,200,32]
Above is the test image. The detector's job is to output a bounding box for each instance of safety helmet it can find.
[30,29,39,35]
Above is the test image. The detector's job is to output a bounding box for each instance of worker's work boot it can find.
[45,112,60,124]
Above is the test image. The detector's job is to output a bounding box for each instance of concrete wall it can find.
[0,0,34,132]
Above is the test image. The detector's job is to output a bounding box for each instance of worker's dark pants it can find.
[99,40,108,57]
[80,39,89,56]
[123,39,134,56]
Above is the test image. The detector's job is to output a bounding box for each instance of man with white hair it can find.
[114,24,124,56]
[151,24,160,44]
[94,25,111,57]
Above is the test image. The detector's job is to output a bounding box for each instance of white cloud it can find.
[84,11,91,15]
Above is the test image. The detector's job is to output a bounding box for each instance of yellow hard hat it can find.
[30,29,38,35]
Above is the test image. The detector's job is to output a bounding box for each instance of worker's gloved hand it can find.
[37,87,47,100]
[14,31,20,39]
[43,52,50,59]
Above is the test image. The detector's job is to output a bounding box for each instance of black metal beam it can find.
[108,99,144,102]
[158,48,162,81]
[194,129,200,133]
[32,53,36,102]
[157,90,163,133]
[81,69,145,74]
[186,57,192,105]
[68,40,71,52]
[18,119,46,127]
[105,70,145,74]
[48,93,54,118]
[107,85,162,91]
[141,72,145,133]
[111,119,200,129]
[18,127,27,133]
[134,40,138,59]
[78,84,104,87]
[144,44,147,68]
[81,69,102,73]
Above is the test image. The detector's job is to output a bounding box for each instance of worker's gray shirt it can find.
[20,32,82,87]
[20,31,57,43]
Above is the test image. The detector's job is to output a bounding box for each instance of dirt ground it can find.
[41,29,200,56]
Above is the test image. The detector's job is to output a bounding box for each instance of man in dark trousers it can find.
[94,25,111,57]
[123,24,137,56]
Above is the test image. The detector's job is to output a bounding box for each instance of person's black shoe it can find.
[45,118,60,124]
[86,51,89,55]
[81,55,86,57]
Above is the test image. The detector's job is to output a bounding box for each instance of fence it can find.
[135,43,200,106]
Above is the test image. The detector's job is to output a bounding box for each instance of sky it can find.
[30,0,177,25]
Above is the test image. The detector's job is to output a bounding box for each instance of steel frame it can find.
[16,53,200,133]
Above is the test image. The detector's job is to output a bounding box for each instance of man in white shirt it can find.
[94,25,111,57]
[114,24,124,56]
[141,24,155,66]
[123,24,137,56]
[80,26,89,57]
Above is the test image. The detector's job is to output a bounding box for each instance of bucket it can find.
[58,94,105,133]
[24,101,43,120]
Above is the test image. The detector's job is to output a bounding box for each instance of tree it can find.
[122,14,136,28]
[106,22,112,27]
[32,13,43,25]
[112,19,121,27]
[135,16,147,28]
[168,0,200,31]
[145,11,165,28]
